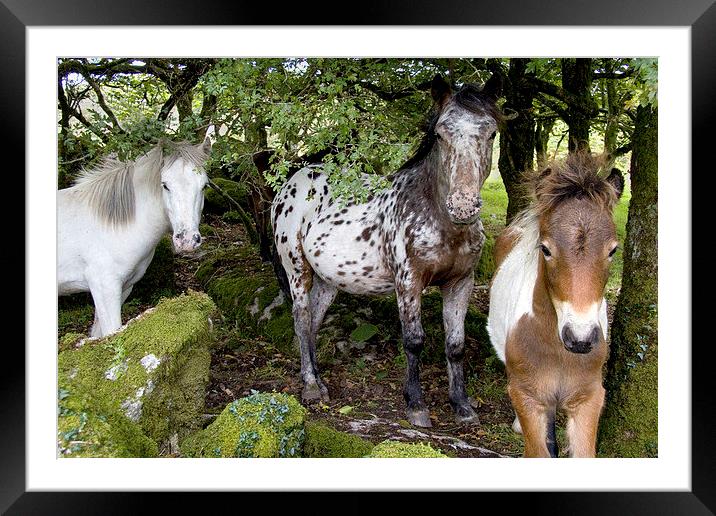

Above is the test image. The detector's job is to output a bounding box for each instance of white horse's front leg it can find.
[88,275,123,338]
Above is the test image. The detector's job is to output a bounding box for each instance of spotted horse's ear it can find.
[431,74,452,106]
[482,73,504,101]
[606,167,625,199]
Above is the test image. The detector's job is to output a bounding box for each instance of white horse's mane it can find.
[72,140,208,228]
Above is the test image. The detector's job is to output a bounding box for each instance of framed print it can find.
[7,0,711,513]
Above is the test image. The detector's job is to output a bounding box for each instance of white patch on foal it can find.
[487,211,541,363]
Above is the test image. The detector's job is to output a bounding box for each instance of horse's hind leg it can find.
[441,273,479,424]
[283,250,330,402]
[309,276,338,342]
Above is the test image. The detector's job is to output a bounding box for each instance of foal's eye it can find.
[539,244,552,258]
[608,246,619,258]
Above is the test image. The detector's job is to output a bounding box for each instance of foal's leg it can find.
[396,281,431,427]
[508,384,552,457]
[565,385,605,458]
[441,273,479,424]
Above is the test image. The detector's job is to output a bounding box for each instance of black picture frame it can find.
[7,0,710,513]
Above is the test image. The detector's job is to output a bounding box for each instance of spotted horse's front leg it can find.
[396,278,431,428]
[441,272,480,424]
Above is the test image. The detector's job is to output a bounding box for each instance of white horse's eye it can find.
[162,183,170,192]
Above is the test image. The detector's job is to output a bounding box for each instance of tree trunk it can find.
[598,105,658,457]
[498,58,535,224]
[561,58,594,153]
[534,117,555,169]
[603,61,620,167]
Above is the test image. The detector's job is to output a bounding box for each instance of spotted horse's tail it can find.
[271,236,293,305]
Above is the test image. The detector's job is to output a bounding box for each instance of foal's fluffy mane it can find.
[400,82,505,172]
[73,140,209,228]
[528,152,620,215]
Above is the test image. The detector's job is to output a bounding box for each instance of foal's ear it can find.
[482,73,504,100]
[607,168,625,199]
[431,74,452,105]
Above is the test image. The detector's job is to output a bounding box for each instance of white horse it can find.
[58,137,211,338]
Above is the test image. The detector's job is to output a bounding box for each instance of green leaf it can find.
[338,405,354,415]
[350,323,379,342]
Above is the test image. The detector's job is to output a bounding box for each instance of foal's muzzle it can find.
[561,325,600,354]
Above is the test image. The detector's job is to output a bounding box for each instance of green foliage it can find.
[350,323,379,343]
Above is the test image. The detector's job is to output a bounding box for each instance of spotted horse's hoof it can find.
[454,404,480,425]
[407,407,432,428]
[302,379,330,403]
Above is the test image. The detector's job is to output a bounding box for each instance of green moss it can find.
[204,178,249,215]
[58,291,216,454]
[58,332,85,353]
[58,384,158,458]
[303,421,375,458]
[367,440,447,458]
[598,335,658,457]
[475,233,495,284]
[180,391,306,458]
[196,246,295,353]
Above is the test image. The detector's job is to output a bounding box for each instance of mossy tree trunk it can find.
[534,117,555,169]
[598,104,658,457]
[498,58,536,224]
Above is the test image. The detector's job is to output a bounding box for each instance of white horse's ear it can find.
[201,135,212,154]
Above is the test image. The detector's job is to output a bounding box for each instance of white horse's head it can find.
[161,137,211,254]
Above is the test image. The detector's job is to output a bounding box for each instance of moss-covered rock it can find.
[367,440,448,458]
[129,236,177,304]
[195,246,295,353]
[204,178,249,215]
[58,291,216,456]
[181,391,306,458]
[303,421,375,458]
[58,384,158,458]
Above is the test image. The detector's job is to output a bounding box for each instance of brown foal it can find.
[488,153,624,457]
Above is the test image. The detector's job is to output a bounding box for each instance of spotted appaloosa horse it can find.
[487,153,624,457]
[271,74,504,427]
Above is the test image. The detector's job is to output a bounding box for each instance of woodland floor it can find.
[183,216,616,458]
[58,214,618,458]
